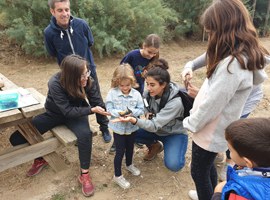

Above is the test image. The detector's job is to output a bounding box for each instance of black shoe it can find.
[102,130,112,143]
[109,142,116,154]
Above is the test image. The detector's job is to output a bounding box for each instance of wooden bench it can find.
[29,87,97,147]
[0,73,97,173]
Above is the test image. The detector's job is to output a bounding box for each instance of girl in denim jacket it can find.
[106,63,144,189]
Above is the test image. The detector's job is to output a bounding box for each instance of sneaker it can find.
[143,141,164,161]
[102,130,112,143]
[126,164,140,176]
[78,173,95,197]
[109,142,116,154]
[188,190,198,200]
[26,158,48,177]
[113,175,130,189]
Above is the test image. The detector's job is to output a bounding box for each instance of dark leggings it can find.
[191,142,218,200]
[9,112,92,169]
[113,132,136,177]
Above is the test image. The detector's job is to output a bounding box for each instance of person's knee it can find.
[164,159,185,172]
[76,131,91,144]
[9,131,28,146]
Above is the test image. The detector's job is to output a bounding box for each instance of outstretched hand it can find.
[111,116,133,123]
[91,106,111,116]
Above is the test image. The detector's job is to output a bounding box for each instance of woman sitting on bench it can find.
[9,55,110,197]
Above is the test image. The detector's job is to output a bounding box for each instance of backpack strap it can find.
[145,85,171,114]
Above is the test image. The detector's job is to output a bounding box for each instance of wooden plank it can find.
[0,73,18,90]
[0,137,60,173]
[51,125,97,146]
[0,143,29,156]
[51,125,77,146]
[17,121,68,172]
[17,121,45,145]
[20,88,45,118]
[43,152,68,172]
[0,109,23,126]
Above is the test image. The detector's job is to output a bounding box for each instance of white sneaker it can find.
[188,190,198,200]
[113,175,130,189]
[126,164,141,176]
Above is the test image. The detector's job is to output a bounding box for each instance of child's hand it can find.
[214,181,226,193]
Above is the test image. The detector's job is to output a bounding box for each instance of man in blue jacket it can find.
[44,0,111,143]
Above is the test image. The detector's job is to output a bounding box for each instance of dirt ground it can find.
[0,39,269,200]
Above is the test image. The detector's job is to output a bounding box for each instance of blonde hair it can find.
[111,64,137,88]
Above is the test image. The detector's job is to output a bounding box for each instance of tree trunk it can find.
[251,0,257,22]
[263,0,270,36]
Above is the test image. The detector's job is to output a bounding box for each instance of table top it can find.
[0,73,45,125]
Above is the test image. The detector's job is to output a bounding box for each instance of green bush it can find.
[0,1,49,56]
[164,0,211,39]
[0,0,177,58]
[73,0,177,57]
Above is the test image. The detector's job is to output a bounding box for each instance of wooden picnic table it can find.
[0,73,68,173]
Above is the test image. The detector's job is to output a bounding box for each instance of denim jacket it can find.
[106,88,144,134]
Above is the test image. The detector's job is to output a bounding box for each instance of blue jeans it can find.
[136,128,188,172]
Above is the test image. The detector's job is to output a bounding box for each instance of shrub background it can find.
[0,0,269,58]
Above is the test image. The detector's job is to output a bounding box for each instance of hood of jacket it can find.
[49,15,74,39]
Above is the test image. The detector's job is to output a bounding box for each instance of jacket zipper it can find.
[66,29,75,54]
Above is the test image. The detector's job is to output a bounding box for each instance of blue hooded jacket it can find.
[222,166,270,200]
[44,16,96,75]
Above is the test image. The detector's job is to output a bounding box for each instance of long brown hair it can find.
[201,0,269,78]
[60,55,91,99]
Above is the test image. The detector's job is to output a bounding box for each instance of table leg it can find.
[17,121,68,172]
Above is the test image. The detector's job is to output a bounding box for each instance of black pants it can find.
[113,132,136,177]
[191,142,218,200]
[10,112,93,169]
[90,73,109,132]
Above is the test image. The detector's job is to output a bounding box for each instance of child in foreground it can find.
[108,34,161,152]
[211,118,270,200]
[105,63,144,189]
